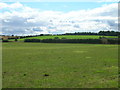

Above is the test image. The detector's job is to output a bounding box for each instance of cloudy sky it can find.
[0,1,118,35]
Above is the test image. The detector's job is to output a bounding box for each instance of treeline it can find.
[15,31,118,40]
[13,34,51,39]
[24,38,119,44]
[98,31,120,36]
[18,35,39,39]
[2,31,119,39]
[64,31,120,36]
[21,31,120,37]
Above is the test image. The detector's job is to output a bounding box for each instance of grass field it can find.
[2,42,118,88]
[14,35,118,41]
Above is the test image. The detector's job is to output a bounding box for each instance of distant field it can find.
[2,42,118,88]
[16,35,118,41]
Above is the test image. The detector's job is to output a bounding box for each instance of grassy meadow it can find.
[2,42,118,88]
[12,35,118,41]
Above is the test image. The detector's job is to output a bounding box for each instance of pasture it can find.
[2,42,118,88]
[18,35,118,41]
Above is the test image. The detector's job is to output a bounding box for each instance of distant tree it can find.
[98,31,119,36]
[40,34,44,36]
[15,38,18,42]
[61,37,66,39]
[2,40,9,42]
[100,38,108,44]
[54,37,59,39]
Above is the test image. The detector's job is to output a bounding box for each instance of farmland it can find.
[2,42,118,88]
[13,35,118,41]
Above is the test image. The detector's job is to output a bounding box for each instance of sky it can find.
[0,1,118,35]
[14,2,114,12]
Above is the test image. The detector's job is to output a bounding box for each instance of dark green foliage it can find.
[24,39,102,44]
[40,34,44,36]
[108,39,120,44]
[54,37,59,39]
[15,38,18,42]
[2,40,9,42]
[6,31,119,40]
[98,31,120,36]
[24,38,119,44]
[63,31,119,36]
[61,37,67,39]
[65,32,98,35]
[24,39,41,42]
[42,39,102,44]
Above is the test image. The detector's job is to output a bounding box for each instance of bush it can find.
[15,38,18,42]
[61,37,67,39]
[54,37,59,39]
[24,39,102,44]
[108,39,119,44]
[24,38,119,44]
[2,40,9,42]
[24,39,41,42]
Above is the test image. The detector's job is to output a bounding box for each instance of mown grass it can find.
[2,42,118,88]
[17,35,118,41]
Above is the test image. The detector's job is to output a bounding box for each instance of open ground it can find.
[2,42,118,88]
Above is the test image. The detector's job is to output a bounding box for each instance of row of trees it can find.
[64,31,120,36]
[2,38,18,42]
[24,38,119,44]
[98,31,120,36]
[16,31,119,40]
[3,31,119,39]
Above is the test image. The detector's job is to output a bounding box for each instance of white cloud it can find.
[0,3,8,9]
[0,2,118,35]
[0,2,23,9]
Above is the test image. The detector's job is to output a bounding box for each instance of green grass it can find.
[17,35,118,41]
[2,42,118,88]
